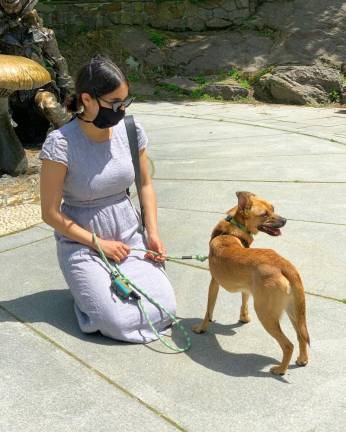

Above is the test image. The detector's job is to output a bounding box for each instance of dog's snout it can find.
[279,217,287,226]
[271,216,287,228]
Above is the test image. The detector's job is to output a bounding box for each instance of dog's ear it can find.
[236,191,255,210]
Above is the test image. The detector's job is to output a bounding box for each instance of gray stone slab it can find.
[147,123,290,144]
[132,102,330,122]
[1,247,345,432]
[148,134,345,160]
[153,179,346,225]
[172,103,340,124]
[132,103,346,145]
[240,114,346,126]
[133,106,288,131]
[0,308,178,432]
[0,237,69,300]
[0,226,53,253]
[143,121,346,162]
[295,126,346,137]
[36,222,54,232]
[130,106,346,182]
[153,153,346,182]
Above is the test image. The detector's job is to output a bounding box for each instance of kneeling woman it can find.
[39,54,176,342]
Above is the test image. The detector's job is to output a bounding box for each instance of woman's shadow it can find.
[0,288,124,346]
[172,318,291,382]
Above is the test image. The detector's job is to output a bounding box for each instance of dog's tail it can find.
[283,267,310,346]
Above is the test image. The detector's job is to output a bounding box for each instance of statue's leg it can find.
[0,95,28,176]
[43,28,75,94]
[35,90,71,128]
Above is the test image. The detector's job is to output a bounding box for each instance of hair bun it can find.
[65,94,79,113]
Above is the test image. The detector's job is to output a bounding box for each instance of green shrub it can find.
[227,68,250,89]
[148,30,167,48]
[193,74,207,85]
[329,89,341,103]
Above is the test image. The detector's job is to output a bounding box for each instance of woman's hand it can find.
[146,233,166,263]
[96,238,130,263]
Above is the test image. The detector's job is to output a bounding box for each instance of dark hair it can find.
[66,54,128,112]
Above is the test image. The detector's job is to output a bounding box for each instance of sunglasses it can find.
[98,96,135,112]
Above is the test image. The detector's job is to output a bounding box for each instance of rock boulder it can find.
[204,82,249,100]
[254,65,342,104]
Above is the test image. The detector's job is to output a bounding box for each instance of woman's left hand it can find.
[146,233,166,263]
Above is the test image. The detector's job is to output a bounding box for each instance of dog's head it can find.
[228,191,287,236]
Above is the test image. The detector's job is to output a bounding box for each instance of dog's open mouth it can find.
[258,225,282,236]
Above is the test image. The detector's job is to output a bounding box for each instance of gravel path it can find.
[0,204,42,237]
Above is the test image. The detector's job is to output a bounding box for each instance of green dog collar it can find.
[225,215,254,238]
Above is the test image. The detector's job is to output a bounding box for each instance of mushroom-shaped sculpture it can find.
[0,54,51,176]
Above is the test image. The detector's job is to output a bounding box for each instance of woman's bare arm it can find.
[40,160,129,261]
[40,159,96,248]
[139,149,159,238]
[139,149,166,260]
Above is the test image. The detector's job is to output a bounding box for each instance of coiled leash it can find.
[92,233,208,352]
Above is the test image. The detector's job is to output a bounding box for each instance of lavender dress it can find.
[39,118,176,343]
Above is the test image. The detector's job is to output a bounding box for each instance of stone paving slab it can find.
[134,101,343,123]
[0,308,178,432]
[133,102,346,145]
[0,225,52,253]
[153,153,346,182]
[148,132,345,159]
[36,222,54,232]
[1,238,345,432]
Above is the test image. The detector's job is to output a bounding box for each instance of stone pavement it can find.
[1,102,346,432]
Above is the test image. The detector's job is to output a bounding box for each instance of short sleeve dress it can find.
[39,118,176,343]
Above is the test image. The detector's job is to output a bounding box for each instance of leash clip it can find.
[111,274,141,301]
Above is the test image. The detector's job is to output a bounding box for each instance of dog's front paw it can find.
[296,356,308,367]
[239,314,251,324]
[192,323,207,334]
[270,365,287,376]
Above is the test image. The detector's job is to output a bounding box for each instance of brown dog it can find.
[193,191,310,375]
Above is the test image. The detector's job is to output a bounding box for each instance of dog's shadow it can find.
[172,318,290,383]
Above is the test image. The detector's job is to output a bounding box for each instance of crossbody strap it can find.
[124,115,145,229]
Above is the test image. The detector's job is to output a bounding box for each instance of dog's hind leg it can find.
[192,278,219,334]
[239,292,251,323]
[286,301,309,367]
[254,294,293,375]
[283,270,310,367]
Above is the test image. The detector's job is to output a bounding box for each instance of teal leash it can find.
[131,248,208,263]
[92,233,206,353]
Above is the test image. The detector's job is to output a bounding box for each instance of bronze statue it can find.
[0,54,51,175]
[0,0,74,149]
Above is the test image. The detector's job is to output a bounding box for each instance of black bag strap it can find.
[124,115,145,229]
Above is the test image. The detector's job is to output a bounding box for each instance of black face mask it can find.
[78,99,125,129]
[92,99,125,129]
